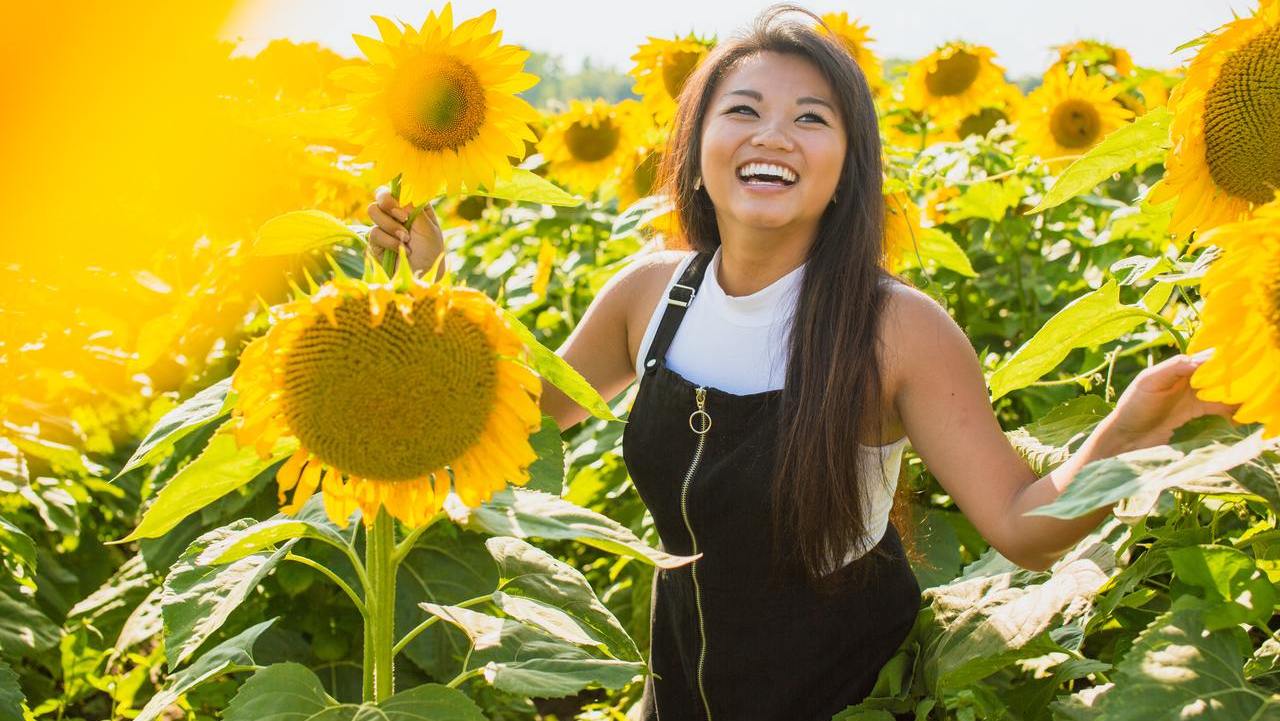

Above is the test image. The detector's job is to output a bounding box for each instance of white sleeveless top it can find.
[635,246,909,566]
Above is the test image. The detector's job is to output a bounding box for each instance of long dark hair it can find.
[656,4,917,593]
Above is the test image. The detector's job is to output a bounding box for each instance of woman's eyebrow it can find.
[797,96,834,111]
[724,89,763,101]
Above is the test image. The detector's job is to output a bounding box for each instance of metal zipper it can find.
[679,386,714,720]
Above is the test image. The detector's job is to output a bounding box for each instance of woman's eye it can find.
[798,112,829,125]
[727,104,758,116]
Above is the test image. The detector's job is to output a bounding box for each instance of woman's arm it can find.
[884,285,1239,572]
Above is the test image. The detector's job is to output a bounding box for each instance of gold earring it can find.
[694,175,703,190]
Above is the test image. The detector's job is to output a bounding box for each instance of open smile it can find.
[735,160,800,187]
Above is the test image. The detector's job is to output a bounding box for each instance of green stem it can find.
[366,509,398,702]
[392,594,493,657]
[284,554,368,616]
[447,666,486,689]
[1136,310,1189,354]
[391,510,445,565]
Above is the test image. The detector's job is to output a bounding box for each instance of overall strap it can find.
[642,250,713,375]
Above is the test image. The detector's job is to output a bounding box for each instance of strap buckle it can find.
[667,283,696,307]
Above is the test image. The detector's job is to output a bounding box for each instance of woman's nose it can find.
[750,120,794,151]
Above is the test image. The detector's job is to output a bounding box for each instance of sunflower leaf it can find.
[1030,106,1172,213]
[898,227,977,278]
[498,308,620,422]
[987,281,1148,401]
[467,169,582,207]
[134,618,276,721]
[252,210,364,257]
[0,657,23,721]
[117,427,298,543]
[115,378,233,480]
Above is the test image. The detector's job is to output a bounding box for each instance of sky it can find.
[220,0,1253,78]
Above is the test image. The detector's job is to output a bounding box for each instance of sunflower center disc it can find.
[661,49,703,99]
[564,119,621,162]
[389,54,487,152]
[1049,99,1103,149]
[1203,24,1280,205]
[281,295,497,481]
[925,50,981,96]
[958,107,1007,138]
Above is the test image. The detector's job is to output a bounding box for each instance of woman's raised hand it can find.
[365,188,445,279]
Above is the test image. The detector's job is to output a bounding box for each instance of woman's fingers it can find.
[369,203,410,236]
[365,227,405,261]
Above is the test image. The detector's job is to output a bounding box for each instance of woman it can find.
[366,6,1238,719]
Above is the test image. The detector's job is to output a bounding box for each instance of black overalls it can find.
[622,251,922,721]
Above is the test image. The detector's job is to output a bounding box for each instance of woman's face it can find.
[699,51,847,234]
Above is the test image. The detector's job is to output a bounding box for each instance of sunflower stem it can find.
[1136,310,1189,354]
[366,509,398,703]
[391,510,446,565]
[283,553,368,616]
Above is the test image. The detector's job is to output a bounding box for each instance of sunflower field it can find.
[2,1,1280,719]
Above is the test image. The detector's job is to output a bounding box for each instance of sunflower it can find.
[817,12,885,94]
[1050,40,1135,80]
[630,33,716,125]
[1186,198,1280,439]
[540,98,643,194]
[335,4,541,203]
[904,42,1012,123]
[1018,66,1133,161]
[883,192,924,274]
[230,271,543,528]
[1148,1,1280,237]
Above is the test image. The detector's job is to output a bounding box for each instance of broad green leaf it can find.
[947,178,1026,223]
[487,536,641,661]
[9,433,106,477]
[116,378,232,479]
[397,525,499,680]
[252,210,363,256]
[421,603,645,699]
[499,308,619,422]
[0,658,22,721]
[1006,394,1112,476]
[1167,544,1277,629]
[919,537,1115,692]
[525,415,566,496]
[119,426,298,542]
[135,618,276,721]
[466,168,581,207]
[898,227,977,278]
[203,496,350,565]
[1030,107,1172,213]
[1026,428,1274,521]
[0,583,59,657]
[460,488,696,569]
[0,516,35,576]
[612,195,673,239]
[1095,596,1280,720]
[988,281,1148,400]
[223,662,332,720]
[162,520,297,669]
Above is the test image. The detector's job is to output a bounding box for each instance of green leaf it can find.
[252,210,363,256]
[1006,394,1112,476]
[116,378,232,479]
[119,426,298,542]
[498,307,619,422]
[203,496,351,565]
[0,583,59,657]
[1167,544,1277,630]
[1095,596,1280,720]
[466,168,581,207]
[1030,107,1172,213]
[135,618,276,721]
[898,227,977,278]
[225,663,489,721]
[487,536,641,661]
[0,658,23,721]
[460,487,696,569]
[612,195,673,239]
[988,281,1148,401]
[526,416,566,496]
[161,520,297,669]
[420,603,645,699]
[948,178,1026,223]
[1027,428,1275,521]
[0,516,36,577]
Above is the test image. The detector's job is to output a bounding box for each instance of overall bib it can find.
[622,251,922,721]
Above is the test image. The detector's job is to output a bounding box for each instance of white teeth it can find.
[736,162,798,183]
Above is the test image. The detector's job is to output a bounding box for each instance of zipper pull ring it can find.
[689,386,712,435]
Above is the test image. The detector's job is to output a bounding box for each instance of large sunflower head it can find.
[904,42,1012,123]
[539,98,643,194]
[817,12,885,94]
[1018,66,1133,161]
[1148,1,1280,237]
[335,4,541,203]
[1050,40,1135,80]
[230,269,543,528]
[1187,197,1280,439]
[629,33,716,125]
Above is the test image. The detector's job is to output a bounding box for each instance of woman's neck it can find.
[713,226,813,298]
